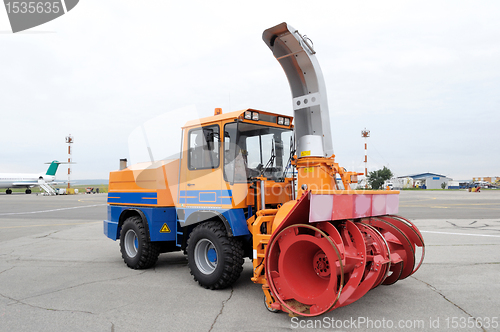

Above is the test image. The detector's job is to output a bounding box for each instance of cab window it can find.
[188,125,220,170]
[224,122,293,183]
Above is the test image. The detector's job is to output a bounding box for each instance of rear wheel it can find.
[187,221,244,289]
[120,216,159,269]
[6,189,12,195]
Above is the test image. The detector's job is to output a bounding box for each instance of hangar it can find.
[397,173,452,189]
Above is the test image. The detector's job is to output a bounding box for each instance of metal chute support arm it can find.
[263,22,333,158]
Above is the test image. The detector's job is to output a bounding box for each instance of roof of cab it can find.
[182,110,245,128]
[182,108,291,129]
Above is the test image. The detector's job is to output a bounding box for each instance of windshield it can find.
[224,122,293,183]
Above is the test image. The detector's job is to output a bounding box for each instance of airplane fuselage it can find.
[1,160,63,194]
[0,173,56,189]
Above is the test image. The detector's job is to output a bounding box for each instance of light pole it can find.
[361,129,370,187]
[66,134,73,189]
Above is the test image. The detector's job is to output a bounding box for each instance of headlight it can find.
[252,112,259,121]
[284,118,290,126]
[277,117,284,125]
[244,111,252,120]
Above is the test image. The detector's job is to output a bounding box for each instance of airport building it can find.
[473,176,499,185]
[390,173,453,190]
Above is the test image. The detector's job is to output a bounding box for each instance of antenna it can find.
[361,128,370,179]
[66,134,73,188]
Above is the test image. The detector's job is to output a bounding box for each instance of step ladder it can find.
[176,210,185,248]
[38,180,56,195]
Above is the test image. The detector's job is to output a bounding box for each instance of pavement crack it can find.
[103,302,133,314]
[209,287,234,332]
[10,271,147,305]
[0,292,95,315]
[35,230,60,238]
[445,221,500,232]
[0,266,15,275]
[411,276,487,332]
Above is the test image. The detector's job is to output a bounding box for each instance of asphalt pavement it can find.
[0,190,499,331]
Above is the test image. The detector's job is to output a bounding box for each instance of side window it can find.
[223,123,244,183]
[245,136,261,168]
[188,125,220,170]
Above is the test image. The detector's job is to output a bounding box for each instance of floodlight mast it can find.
[263,22,333,158]
[361,128,370,177]
[66,134,73,188]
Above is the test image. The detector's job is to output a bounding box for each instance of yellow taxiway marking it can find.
[0,221,100,229]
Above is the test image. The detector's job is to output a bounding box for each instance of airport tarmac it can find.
[0,190,499,332]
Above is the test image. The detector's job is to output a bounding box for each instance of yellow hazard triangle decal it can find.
[160,223,171,233]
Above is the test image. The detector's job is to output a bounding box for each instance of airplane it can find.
[0,161,67,194]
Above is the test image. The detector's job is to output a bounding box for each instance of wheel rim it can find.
[194,239,218,274]
[124,229,139,258]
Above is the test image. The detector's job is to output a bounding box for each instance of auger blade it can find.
[378,215,425,277]
[266,224,343,316]
[365,217,415,281]
[345,223,391,296]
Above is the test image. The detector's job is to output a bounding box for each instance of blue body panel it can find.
[104,204,250,240]
[103,219,118,240]
[104,205,177,242]
[222,209,250,236]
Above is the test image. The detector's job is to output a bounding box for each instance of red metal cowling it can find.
[265,193,425,316]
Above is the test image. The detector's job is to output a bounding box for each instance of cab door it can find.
[179,123,224,208]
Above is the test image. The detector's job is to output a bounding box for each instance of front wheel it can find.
[187,221,244,289]
[119,216,159,269]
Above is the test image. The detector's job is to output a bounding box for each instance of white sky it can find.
[1,0,499,181]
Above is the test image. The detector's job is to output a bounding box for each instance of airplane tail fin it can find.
[45,161,62,176]
[44,161,74,176]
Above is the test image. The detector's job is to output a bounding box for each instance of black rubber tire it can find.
[119,216,159,269]
[187,221,244,290]
[6,189,12,195]
[25,189,31,194]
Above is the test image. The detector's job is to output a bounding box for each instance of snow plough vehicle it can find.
[104,22,425,316]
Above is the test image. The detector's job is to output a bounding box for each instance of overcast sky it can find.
[1,1,499,181]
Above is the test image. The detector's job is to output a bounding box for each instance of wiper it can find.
[283,135,295,177]
[259,138,276,177]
